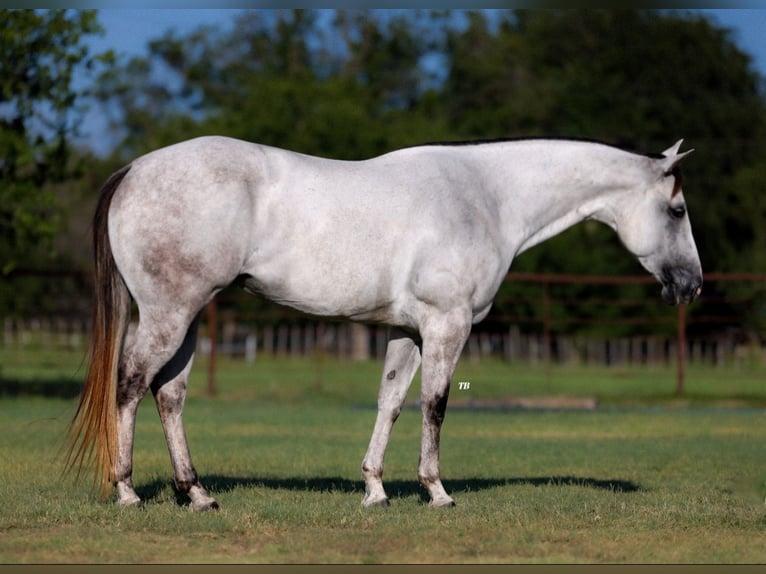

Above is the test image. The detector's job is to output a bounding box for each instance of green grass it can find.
[1,348,765,563]
[189,353,766,409]
[3,346,765,407]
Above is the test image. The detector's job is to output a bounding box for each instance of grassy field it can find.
[1,348,765,563]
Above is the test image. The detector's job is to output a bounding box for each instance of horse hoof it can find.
[362,495,390,508]
[188,484,219,511]
[117,494,143,508]
[191,499,220,512]
[115,482,142,508]
[429,497,456,508]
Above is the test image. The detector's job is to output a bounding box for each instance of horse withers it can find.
[66,136,701,510]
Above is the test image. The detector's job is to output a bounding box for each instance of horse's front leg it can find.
[417,309,471,507]
[151,319,218,511]
[361,328,422,507]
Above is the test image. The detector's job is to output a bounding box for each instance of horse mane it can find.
[405,135,618,150]
[405,135,664,159]
[408,136,684,196]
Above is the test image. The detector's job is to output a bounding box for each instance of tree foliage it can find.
[94,10,455,160]
[0,9,107,274]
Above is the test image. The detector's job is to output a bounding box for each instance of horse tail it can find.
[65,164,132,496]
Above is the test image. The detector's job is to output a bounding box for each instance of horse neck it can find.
[472,141,648,256]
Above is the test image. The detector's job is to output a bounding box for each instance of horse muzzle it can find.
[660,266,703,305]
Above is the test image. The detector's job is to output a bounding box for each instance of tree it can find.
[0,9,107,274]
[93,10,455,162]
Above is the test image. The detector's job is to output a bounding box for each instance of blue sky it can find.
[88,10,766,76]
[77,9,766,153]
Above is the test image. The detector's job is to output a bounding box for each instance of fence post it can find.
[314,322,326,391]
[542,281,552,387]
[350,323,370,360]
[676,304,687,396]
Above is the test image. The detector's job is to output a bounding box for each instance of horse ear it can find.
[659,140,694,175]
[661,139,684,157]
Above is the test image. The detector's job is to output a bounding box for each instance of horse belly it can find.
[241,253,398,323]
[241,214,404,323]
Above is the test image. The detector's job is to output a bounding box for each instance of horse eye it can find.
[668,205,686,219]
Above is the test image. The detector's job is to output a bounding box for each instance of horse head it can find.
[615,140,702,305]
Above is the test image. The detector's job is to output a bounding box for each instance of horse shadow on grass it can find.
[135,474,641,508]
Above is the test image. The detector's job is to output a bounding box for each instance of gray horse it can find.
[67,136,701,510]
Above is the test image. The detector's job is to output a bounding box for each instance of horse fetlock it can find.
[361,463,382,480]
[174,477,196,493]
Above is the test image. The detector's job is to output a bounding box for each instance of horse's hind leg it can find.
[150,318,218,511]
[361,328,422,507]
[113,307,201,508]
